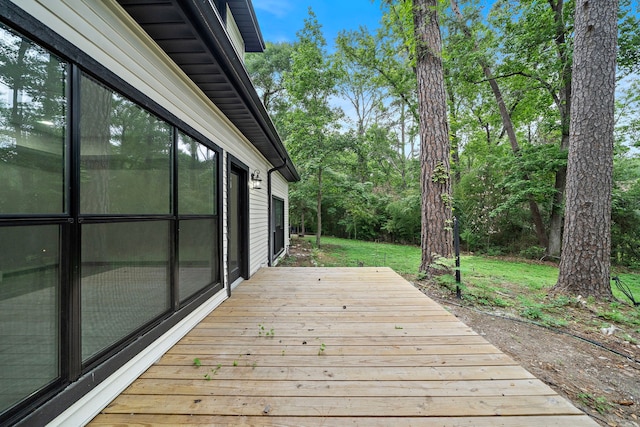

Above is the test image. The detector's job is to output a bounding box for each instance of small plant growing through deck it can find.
[258,324,275,337]
[318,343,326,355]
[395,325,403,330]
[233,360,238,367]
[193,358,202,367]
[204,364,222,380]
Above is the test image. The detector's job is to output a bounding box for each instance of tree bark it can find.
[553,0,617,299]
[316,166,322,247]
[413,0,453,272]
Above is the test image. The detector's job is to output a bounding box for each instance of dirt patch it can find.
[419,280,640,427]
[279,238,640,427]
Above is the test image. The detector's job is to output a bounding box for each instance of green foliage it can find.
[519,246,546,260]
[245,0,640,268]
[493,144,567,216]
[577,393,613,415]
[383,190,421,244]
[318,343,326,355]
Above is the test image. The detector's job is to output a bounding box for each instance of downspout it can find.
[267,158,288,266]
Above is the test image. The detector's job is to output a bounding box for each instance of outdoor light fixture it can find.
[251,169,262,190]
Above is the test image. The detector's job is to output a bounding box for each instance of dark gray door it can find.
[228,166,247,284]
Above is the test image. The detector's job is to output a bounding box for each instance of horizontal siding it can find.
[248,160,269,275]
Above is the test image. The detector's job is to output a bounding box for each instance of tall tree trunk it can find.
[316,166,322,247]
[547,0,572,258]
[553,0,617,299]
[413,0,453,273]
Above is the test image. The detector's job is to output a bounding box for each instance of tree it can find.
[552,0,618,299]
[245,42,293,136]
[448,0,549,251]
[283,9,342,247]
[412,0,454,272]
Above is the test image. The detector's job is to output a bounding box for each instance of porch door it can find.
[228,165,248,284]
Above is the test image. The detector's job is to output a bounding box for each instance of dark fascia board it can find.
[181,0,298,181]
[226,0,265,52]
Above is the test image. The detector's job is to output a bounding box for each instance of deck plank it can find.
[89,267,598,426]
[89,414,598,426]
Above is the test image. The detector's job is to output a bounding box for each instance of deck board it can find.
[89,267,598,426]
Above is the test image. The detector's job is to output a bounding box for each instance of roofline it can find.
[227,0,265,52]
[181,0,299,181]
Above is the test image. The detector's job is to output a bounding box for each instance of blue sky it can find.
[252,0,383,47]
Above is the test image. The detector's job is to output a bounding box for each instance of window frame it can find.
[0,9,224,425]
[272,195,285,259]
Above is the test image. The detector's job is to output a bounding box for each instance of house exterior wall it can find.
[1,0,291,424]
[12,0,288,281]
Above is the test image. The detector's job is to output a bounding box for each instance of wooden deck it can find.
[90,267,598,426]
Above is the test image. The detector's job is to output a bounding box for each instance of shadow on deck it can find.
[89,267,597,426]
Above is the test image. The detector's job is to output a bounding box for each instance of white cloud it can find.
[252,0,293,19]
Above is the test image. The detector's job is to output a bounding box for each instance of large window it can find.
[0,225,60,414]
[79,75,174,362]
[0,25,66,214]
[177,132,218,302]
[80,76,172,215]
[0,23,221,423]
[81,221,171,361]
[0,23,66,417]
[178,132,216,215]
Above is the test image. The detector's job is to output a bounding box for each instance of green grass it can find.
[304,235,640,300]
[308,236,421,274]
[296,236,640,329]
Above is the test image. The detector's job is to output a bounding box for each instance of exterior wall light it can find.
[251,169,262,189]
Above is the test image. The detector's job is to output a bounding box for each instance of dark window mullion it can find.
[67,63,82,381]
[172,127,180,312]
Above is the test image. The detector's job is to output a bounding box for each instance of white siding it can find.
[248,158,271,276]
[226,5,245,60]
[12,0,286,285]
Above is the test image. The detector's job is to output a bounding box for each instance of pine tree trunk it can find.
[414,0,453,272]
[316,166,322,247]
[553,0,617,299]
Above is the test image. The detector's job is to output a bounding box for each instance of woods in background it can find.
[246,0,640,273]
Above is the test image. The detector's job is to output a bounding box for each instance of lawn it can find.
[297,236,640,325]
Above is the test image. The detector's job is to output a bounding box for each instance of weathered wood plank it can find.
[204,314,455,322]
[101,395,584,417]
[124,378,557,397]
[167,343,502,356]
[139,365,536,381]
[178,335,490,346]
[208,304,446,313]
[189,324,476,337]
[156,353,518,368]
[89,414,599,427]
